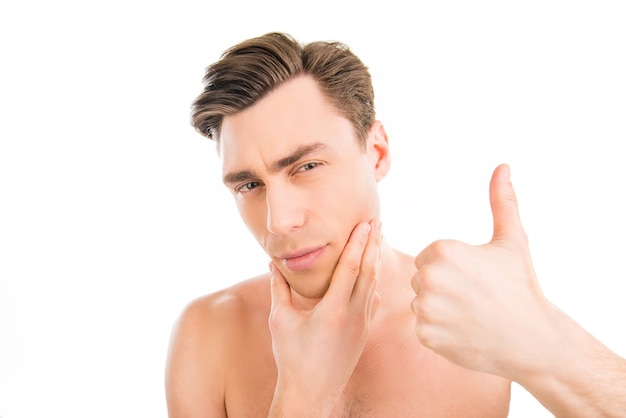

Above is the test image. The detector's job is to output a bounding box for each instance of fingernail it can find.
[503,164,511,181]
[360,222,371,235]
[372,220,382,231]
[268,262,274,273]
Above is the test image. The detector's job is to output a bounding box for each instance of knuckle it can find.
[417,326,435,350]
[415,265,434,292]
[410,273,420,293]
[414,296,431,322]
[414,321,435,348]
[505,193,519,209]
[328,305,350,324]
[362,261,378,281]
[430,239,454,259]
[342,258,361,277]
[415,322,443,353]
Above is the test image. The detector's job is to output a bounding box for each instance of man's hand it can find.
[411,164,552,380]
[268,220,382,417]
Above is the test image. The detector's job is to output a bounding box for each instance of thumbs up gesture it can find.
[412,164,552,380]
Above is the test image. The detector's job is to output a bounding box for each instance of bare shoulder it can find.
[180,273,271,326]
[165,274,271,418]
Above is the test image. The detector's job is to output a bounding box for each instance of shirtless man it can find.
[165,32,626,417]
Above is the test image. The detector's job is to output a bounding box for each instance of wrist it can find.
[268,377,339,418]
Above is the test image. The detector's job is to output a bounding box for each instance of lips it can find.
[279,245,327,271]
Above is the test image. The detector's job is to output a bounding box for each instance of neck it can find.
[374,240,416,318]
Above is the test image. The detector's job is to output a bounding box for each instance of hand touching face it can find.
[267,220,383,415]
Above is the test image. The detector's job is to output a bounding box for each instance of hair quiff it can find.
[190,32,375,148]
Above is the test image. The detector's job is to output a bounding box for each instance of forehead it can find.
[219,76,358,171]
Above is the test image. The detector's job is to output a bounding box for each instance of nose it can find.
[265,184,306,235]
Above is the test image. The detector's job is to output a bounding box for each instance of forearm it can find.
[517,306,626,418]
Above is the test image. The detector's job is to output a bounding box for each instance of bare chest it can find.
[329,337,509,417]
[223,319,510,417]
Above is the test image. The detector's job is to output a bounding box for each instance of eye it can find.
[236,181,261,194]
[296,162,320,172]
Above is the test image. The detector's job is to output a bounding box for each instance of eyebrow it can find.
[222,142,329,185]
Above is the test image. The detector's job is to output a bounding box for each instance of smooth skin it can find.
[167,75,626,417]
[412,164,626,417]
[267,220,382,417]
[165,76,510,417]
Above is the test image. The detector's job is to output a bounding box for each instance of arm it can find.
[516,304,626,417]
[267,220,382,417]
[411,164,626,417]
[165,297,228,418]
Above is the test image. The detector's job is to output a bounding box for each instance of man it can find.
[165,32,626,417]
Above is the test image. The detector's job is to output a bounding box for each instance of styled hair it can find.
[190,32,375,148]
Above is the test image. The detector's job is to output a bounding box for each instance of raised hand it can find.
[268,220,382,417]
[411,164,552,380]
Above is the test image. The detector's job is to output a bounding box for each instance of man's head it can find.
[192,33,390,301]
[191,32,375,149]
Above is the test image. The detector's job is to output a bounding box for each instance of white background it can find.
[1,1,625,417]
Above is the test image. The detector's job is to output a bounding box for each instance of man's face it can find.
[220,76,389,299]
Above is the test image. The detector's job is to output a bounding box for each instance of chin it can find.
[282,267,333,300]
[294,285,330,300]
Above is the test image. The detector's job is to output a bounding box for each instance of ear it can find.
[366,121,391,182]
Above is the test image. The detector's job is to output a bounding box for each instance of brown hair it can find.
[190,32,375,148]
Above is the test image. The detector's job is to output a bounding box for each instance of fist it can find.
[411,164,551,380]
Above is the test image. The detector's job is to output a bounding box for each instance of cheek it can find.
[322,167,380,231]
[236,199,268,244]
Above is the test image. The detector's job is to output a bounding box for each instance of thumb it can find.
[490,164,525,243]
[269,262,294,311]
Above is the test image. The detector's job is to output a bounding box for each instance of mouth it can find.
[279,245,327,271]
